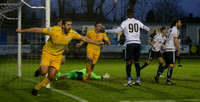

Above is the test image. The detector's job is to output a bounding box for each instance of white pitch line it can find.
[120,99,200,102]
[0,70,88,102]
[22,77,88,102]
[50,88,88,102]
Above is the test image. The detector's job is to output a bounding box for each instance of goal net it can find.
[0,0,48,89]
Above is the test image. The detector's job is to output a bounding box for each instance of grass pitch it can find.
[0,58,200,102]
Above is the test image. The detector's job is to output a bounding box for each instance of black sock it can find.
[157,65,167,76]
[126,64,132,78]
[167,66,173,82]
[156,63,163,75]
[141,62,149,69]
[134,62,140,82]
[178,56,180,65]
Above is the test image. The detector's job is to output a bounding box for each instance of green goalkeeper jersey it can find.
[56,69,102,79]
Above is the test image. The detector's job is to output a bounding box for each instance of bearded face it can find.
[62,21,72,34]
[177,20,182,28]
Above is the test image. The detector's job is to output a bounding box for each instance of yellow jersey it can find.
[43,27,81,55]
[51,26,62,31]
[87,30,108,51]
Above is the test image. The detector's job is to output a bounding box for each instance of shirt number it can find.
[166,30,172,39]
[129,23,138,33]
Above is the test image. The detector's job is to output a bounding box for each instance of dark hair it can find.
[127,8,133,14]
[62,18,72,25]
[160,27,166,32]
[56,18,62,23]
[127,8,134,18]
[94,21,101,27]
[170,18,180,28]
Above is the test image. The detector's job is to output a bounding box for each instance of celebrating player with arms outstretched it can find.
[76,21,110,82]
[155,18,182,85]
[16,18,104,96]
[105,8,150,86]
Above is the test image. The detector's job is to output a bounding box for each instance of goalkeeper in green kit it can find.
[56,69,110,80]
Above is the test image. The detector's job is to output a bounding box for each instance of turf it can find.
[0,58,200,102]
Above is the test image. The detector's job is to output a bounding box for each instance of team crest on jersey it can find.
[100,35,102,38]
[47,27,52,31]
[40,62,43,65]
[67,37,70,40]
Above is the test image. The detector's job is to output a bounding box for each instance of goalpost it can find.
[16,0,49,77]
[0,0,50,88]
[18,0,50,88]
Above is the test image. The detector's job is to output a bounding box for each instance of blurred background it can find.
[0,0,200,58]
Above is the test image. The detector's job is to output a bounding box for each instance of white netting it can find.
[0,0,30,24]
[0,0,30,13]
[0,0,46,89]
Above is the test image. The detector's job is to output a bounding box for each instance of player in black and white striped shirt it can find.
[140,27,167,76]
[155,18,182,85]
[105,8,150,86]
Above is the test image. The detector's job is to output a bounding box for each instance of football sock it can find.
[167,66,173,82]
[157,63,163,75]
[157,65,167,76]
[126,64,132,79]
[128,77,131,84]
[86,63,93,75]
[134,62,141,82]
[177,56,180,65]
[141,62,149,69]
[34,77,50,90]
[136,77,140,83]
[83,76,88,82]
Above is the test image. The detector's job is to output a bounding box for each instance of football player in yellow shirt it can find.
[16,18,104,96]
[76,22,110,82]
[52,18,68,65]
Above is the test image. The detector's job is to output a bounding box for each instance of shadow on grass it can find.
[172,77,199,83]
[132,85,177,99]
[86,81,127,94]
[175,84,200,91]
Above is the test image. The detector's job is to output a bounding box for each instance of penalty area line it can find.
[50,88,88,102]
[22,77,88,102]
[0,69,88,102]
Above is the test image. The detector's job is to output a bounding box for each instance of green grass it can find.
[0,58,200,102]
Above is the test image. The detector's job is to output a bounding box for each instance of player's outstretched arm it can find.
[90,72,110,79]
[105,40,110,45]
[16,28,44,34]
[105,27,122,34]
[150,41,156,50]
[79,36,104,46]
[76,41,84,48]
[142,25,150,31]
[90,72,102,79]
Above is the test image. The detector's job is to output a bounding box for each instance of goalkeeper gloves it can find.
[102,73,110,79]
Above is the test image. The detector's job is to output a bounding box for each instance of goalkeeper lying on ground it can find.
[56,69,110,80]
